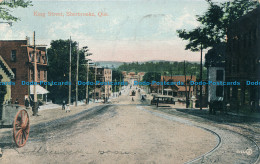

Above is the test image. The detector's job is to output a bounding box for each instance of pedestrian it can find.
[65,104,70,113]
[62,100,66,110]
[25,98,29,108]
[14,99,19,105]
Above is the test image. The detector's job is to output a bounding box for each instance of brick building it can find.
[0,55,14,103]
[0,40,48,105]
[225,6,260,112]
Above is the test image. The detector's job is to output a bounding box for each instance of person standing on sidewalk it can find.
[62,100,66,110]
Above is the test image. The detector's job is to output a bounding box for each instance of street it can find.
[0,88,259,164]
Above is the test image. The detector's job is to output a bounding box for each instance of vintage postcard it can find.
[0,0,260,163]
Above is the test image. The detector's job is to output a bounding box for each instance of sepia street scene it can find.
[0,0,260,164]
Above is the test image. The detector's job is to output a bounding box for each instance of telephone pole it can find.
[69,37,72,105]
[200,44,203,110]
[21,32,46,116]
[75,42,79,106]
[33,31,37,116]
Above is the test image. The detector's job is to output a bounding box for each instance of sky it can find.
[0,0,223,62]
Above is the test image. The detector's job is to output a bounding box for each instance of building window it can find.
[216,86,223,97]
[216,70,224,81]
[38,70,40,80]
[42,56,46,64]
[11,68,16,80]
[11,50,16,62]
[37,53,40,63]
[243,34,247,48]
[31,70,34,81]
[44,71,47,80]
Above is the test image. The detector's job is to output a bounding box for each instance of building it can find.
[122,71,145,84]
[151,75,196,98]
[225,6,260,112]
[0,40,48,105]
[92,67,112,100]
[0,55,14,103]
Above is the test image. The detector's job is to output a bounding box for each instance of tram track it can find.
[137,105,260,164]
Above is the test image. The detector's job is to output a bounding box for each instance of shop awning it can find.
[30,85,49,94]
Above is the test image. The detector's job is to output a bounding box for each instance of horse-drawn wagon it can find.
[0,104,30,147]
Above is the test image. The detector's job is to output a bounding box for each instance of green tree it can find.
[47,39,88,103]
[0,0,32,22]
[112,69,122,92]
[142,72,161,93]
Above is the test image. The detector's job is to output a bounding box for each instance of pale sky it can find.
[0,0,225,62]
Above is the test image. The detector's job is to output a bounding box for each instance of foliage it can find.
[205,43,226,68]
[112,69,123,92]
[47,39,90,103]
[177,0,258,65]
[118,61,207,79]
[142,72,161,92]
[0,0,32,21]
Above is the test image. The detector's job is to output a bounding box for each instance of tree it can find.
[112,69,122,92]
[176,0,258,110]
[142,72,161,93]
[47,39,88,103]
[205,43,226,68]
[0,0,32,22]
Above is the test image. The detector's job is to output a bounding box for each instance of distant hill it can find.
[93,60,200,69]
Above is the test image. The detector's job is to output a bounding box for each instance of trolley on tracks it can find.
[0,104,30,147]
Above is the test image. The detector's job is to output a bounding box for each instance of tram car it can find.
[208,67,225,114]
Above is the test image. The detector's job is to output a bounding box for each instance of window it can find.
[11,50,16,62]
[31,70,34,81]
[37,53,40,63]
[243,34,247,48]
[42,56,46,64]
[216,70,223,81]
[216,86,223,97]
[38,70,40,80]
[11,68,16,80]
[44,71,47,80]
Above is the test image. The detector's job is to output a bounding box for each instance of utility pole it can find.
[21,32,47,116]
[69,37,71,106]
[86,61,89,104]
[33,31,37,116]
[94,66,97,102]
[184,60,188,108]
[75,42,79,106]
[83,46,92,104]
[200,43,203,110]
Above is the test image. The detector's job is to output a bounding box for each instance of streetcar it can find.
[151,94,175,105]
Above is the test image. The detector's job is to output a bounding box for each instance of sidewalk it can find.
[0,102,102,145]
[28,102,101,126]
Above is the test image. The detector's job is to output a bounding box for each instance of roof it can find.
[161,75,196,83]
[0,55,14,79]
[30,85,49,94]
[177,86,194,92]
[153,94,174,98]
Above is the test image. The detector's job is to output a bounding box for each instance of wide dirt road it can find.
[0,92,217,163]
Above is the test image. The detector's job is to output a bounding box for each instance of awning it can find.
[30,85,49,94]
